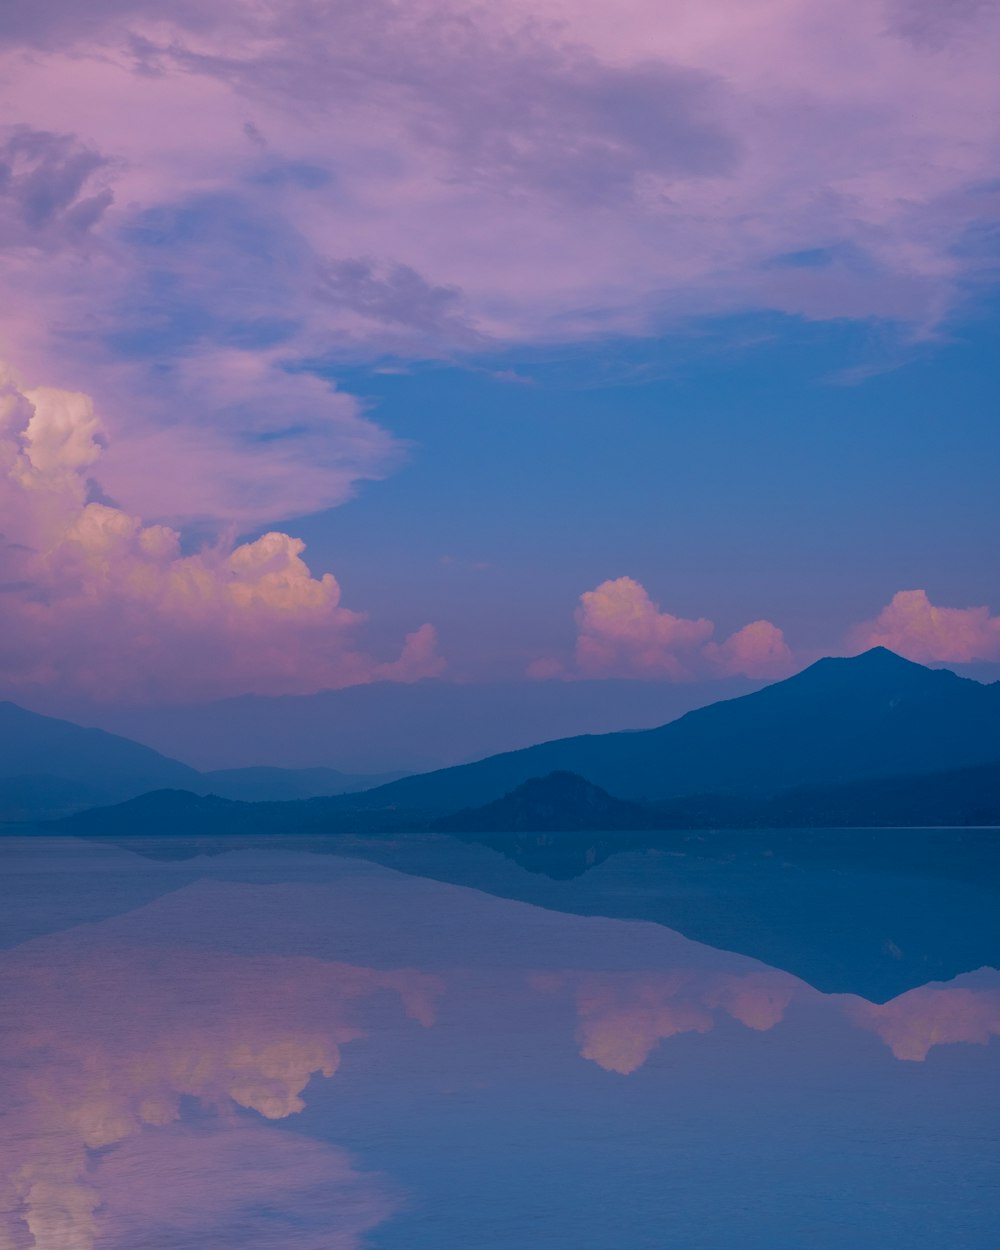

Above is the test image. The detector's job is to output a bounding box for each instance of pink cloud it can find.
[849,589,1000,663]
[0,0,997,536]
[533,575,795,681]
[0,365,444,702]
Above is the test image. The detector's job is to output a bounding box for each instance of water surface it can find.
[1,833,997,1249]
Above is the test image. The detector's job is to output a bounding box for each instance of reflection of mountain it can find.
[88,821,1000,1002]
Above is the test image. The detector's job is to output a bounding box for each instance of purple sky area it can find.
[1,0,998,766]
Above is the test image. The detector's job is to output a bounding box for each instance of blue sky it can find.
[1,0,998,708]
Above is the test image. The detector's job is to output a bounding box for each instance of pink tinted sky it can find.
[1,0,998,705]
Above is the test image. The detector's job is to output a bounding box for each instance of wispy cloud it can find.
[0,0,997,533]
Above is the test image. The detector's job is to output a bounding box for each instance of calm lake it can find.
[2,831,998,1249]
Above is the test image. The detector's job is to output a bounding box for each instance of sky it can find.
[1,0,999,723]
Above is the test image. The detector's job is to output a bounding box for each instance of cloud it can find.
[533,576,795,681]
[0,0,996,553]
[0,364,444,702]
[849,588,1000,663]
[0,126,113,247]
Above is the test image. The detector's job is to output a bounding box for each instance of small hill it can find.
[433,771,657,834]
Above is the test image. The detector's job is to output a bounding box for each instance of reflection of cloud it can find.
[537,969,799,1074]
[544,967,1000,1073]
[0,940,442,1249]
[95,1123,395,1250]
[0,364,444,701]
[844,984,1000,1062]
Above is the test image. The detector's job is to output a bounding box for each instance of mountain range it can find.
[331,646,1000,813]
[0,702,402,820]
[4,647,1000,830]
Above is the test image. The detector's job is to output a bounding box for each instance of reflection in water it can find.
[529,970,797,1074]
[0,939,440,1249]
[0,842,997,1249]
[845,985,1000,1062]
[536,969,1000,1075]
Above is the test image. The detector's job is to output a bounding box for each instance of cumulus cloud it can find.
[849,588,1000,663]
[531,576,795,681]
[0,364,444,702]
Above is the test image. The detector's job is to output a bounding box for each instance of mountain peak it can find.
[779,646,958,694]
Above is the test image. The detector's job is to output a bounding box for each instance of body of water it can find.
[1,832,998,1249]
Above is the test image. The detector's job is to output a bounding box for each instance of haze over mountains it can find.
[25,677,760,774]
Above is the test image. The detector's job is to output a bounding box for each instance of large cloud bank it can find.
[0,365,443,701]
[0,0,998,526]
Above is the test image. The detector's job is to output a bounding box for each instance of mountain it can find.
[660,759,1000,829]
[334,649,1000,812]
[0,703,403,820]
[0,701,201,818]
[432,771,658,834]
[430,760,1000,838]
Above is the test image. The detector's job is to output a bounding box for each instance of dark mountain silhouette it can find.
[57,754,1000,845]
[654,760,1000,829]
[56,788,423,837]
[430,760,1000,838]
[333,648,1000,812]
[433,771,658,834]
[0,703,404,819]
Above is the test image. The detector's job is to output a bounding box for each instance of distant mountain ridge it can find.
[7,648,1000,826]
[0,702,403,820]
[332,648,1000,813]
